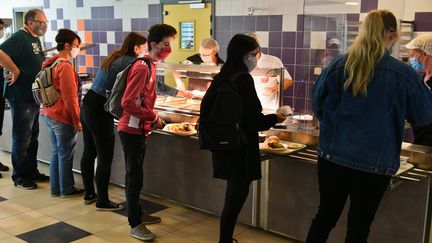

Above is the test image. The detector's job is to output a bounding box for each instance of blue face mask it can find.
[409,57,425,72]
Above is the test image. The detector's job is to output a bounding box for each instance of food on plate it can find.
[166,122,195,133]
[287,143,302,149]
[264,136,285,149]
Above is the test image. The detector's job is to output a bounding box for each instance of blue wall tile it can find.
[269,31,282,48]
[92,32,100,43]
[76,0,83,8]
[243,16,256,32]
[50,20,57,31]
[217,16,231,31]
[269,15,282,31]
[283,32,296,48]
[149,4,159,18]
[282,48,296,65]
[44,0,50,9]
[115,32,123,43]
[256,16,269,31]
[64,19,70,29]
[231,16,244,32]
[56,8,63,20]
[99,32,107,43]
[115,19,122,32]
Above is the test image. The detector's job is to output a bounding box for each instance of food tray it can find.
[259,141,306,156]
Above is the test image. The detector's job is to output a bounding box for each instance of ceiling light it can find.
[345,2,359,5]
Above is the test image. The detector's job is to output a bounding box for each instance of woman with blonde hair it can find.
[307,9,432,243]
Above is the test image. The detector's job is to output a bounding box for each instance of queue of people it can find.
[0,7,432,243]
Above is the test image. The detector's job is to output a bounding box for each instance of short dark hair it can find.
[147,24,177,51]
[24,9,44,26]
[55,29,81,51]
[0,19,4,25]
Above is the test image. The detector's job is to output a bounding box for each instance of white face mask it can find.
[243,55,257,72]
[200,54,213,64]
[0,30,4,39]
[70,47,80,58]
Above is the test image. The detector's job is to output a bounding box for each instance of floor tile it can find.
[157,233,200,243]
[0,229,12,240]
[0,201,32,219]
[38,199,97,221]
[235,228,298,243]
[0,185,40,200]
[151,205,208,232]
[0,237,26,243]
[65,210,127,234]
[0,210,58,235]
[71,235,112,243]
[174,216,248,243]
[9,190,66,210]
[16,222,91,243]
[95,222,169,243]
[113,198,169,218]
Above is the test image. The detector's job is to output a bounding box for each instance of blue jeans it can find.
[8,101,40,181]
[44,116,77,195]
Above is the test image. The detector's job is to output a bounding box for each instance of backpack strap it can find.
[130,57,153,84]
[50,57,68,68]
[227,72,247,93]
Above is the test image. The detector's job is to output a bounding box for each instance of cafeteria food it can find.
[167,122,195,133]
[287,143,302,149]
[264,136,285,149]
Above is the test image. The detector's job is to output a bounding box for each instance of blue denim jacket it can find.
[91,55,136,97]
[313,52,432,175]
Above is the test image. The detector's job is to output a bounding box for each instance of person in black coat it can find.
[206,34,285,243]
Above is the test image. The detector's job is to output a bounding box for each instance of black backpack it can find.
[199,72,248,150]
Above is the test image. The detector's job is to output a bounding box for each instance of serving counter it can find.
[0,63,431,242]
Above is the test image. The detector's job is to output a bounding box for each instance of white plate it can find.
[162,123,197,136]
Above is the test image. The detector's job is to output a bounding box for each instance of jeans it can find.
[8,101,40,181]
[118,131,146,228]
[306,157,391,243]
[44,116,77,195]
[80,91,115,203]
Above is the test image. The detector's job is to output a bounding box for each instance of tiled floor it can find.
[0,150,296,243]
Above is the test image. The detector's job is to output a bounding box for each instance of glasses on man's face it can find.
[31,19,49,26]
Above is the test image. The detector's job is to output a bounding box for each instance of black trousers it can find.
[80,91,115,203]
[118,131,146,228]
[306,157,391,243]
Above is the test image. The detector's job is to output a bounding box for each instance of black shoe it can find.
[141,214,161,225]
[14,178,37,190]
[96,200,125,211]
[61,188,85,198]
[84,193,97,204]
[0,162,9,171]
[0,172,2,178]
[31,173,49,182]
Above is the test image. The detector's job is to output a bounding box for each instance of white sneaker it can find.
[130,223,155,241]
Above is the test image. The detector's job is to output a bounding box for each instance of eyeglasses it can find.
[31,19,49,26]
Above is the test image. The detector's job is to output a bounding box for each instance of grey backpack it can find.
[32,58,68,106]
[104,57,152,119]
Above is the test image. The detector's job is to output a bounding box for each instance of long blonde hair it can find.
[344,9,398,96]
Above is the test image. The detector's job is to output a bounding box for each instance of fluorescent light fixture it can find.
[178,0,202,3]
[345,2,359,5]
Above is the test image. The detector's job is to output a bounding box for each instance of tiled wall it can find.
[33,0,432,113]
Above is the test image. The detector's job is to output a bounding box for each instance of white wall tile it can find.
[216,0,232,16]
[107,31,115,43]
[403,0,432,20]
[282,14,297,32]
[256,31,269,48]
[70,20,78,31]
[57,20,64,30]
[310,31,326,49]
[77,31,85,41]
[378,0,405,20]
[231,0,245,15]
[122,18,131,31]
[99,43,108,56]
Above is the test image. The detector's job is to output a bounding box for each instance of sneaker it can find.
[96,200,124,211]
[31,173,49,182]
[130,223,155,241]
[84,193,97,204]
[142,214,161,225]
[0,172,2,178]
[14,178,37,190]
[61,188,85,198]
[50,193,60,197]
[0,162,9,171]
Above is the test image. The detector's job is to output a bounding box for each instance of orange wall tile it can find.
[84,32,92,44]
[79,66,87,73]
[85,55,93,67]
[77,20,84,31]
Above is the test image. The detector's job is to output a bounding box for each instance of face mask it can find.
[70,47,80,58]
[156,46,171,61]
[33,24,47,36]
[0,30,4,39]
[137,53,145,58]
[200,54,213,64]
[243,55,257,72]
[410,57,425,72]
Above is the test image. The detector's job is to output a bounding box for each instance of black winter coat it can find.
[208,73,277,181]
